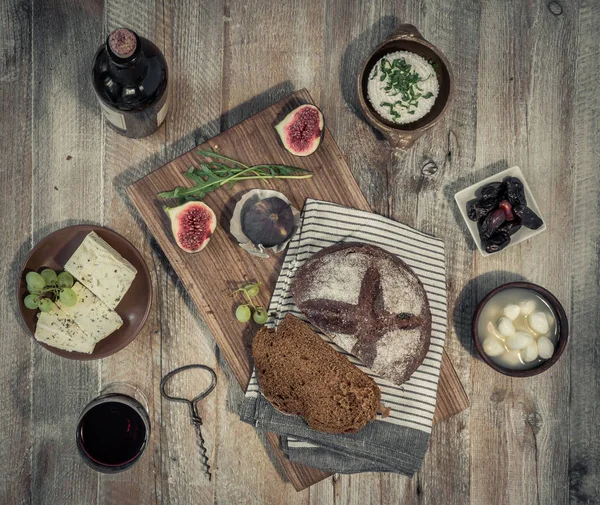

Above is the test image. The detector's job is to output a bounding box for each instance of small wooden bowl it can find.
[357,24,454,149]
[472,282,568,377]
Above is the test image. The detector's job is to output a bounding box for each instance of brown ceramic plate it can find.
[472,282,568,377]
[18,225,152,360]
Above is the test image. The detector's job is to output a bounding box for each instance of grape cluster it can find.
[232,283,268,325]
[24,269,77,312]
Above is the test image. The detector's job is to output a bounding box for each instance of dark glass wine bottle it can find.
[92,28,169,138]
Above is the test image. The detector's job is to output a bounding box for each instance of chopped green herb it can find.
[371,56,436,123]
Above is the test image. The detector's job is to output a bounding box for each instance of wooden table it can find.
[1,1,598,504]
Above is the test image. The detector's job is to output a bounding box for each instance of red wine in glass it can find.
[76,385,150,473]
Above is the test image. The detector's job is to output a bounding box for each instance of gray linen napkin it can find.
[239,199,447,475]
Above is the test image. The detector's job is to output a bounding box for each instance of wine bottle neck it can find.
[106,28,142,68]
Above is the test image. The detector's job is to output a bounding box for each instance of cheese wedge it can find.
[34,305,96,354]
[64,231,137,309]
[56,282,123,343]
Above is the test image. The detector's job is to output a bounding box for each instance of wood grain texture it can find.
[386,1,481,503]
[212,3,326,500]
[29,1,103,504]
[570,0,600,503]
[128,89,469,491]
[97,2,164,504]
[471,1,576,504]
[159,1,223,504]
[2,0,599,503]
[0,1,32,504]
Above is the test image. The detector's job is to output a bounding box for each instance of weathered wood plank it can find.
[470,1,576,504]
[570,0,600,503]
[29,1,104,504]
[158,1,223,504]
[316,1,403,502]
[392,0,481,502]
[97,2,165,504]
[3,0,599,503]
[317,0,476,502]
[0,1,33,504]
[214,1,323,501]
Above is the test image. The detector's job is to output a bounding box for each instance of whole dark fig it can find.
[241,197,295,248]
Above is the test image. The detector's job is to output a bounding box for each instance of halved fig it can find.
[164,201,217,253]
[275,104,324,157]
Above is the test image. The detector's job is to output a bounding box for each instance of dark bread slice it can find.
[252,315,382,434]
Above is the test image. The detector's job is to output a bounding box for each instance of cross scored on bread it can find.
[299,266,422,367]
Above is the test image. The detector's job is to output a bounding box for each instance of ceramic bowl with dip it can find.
[472,282,568,377]
[358,24,454,149]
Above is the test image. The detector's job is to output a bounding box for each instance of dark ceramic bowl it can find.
[18,225,152,360]
[358,24,454,149]
[472,282,568,377]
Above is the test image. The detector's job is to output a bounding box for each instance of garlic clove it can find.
[521,341,539,362]
[483,337,505,357]
[497,317,516,337]
[519,299,536,316]
[487,321,506,341]
[506,331,533,350]
[503,304,521,321]
[537,336,555,359]
[527,311,550,335]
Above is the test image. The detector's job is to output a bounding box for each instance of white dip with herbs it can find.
[367,51,439,125]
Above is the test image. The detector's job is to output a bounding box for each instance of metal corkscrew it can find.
[160,364,217,480]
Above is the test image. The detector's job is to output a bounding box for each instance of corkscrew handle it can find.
[160,364,217,481]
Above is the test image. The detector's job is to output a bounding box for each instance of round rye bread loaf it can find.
[291,243,432,386]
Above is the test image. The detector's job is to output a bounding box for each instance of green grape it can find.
[38,298,54,313]
[24,294,40,310]
[244,283,261,298]
[57,271,74,288]
[253,307,268,325]
[59,287,77,307]
[25,271,45,291]
[26,284,41,295]
[40,268,58,286]
[235,304,251,323]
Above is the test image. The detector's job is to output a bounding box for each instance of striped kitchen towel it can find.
[238,199,447,475]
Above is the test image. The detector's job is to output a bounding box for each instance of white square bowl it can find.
[454,166,547,257]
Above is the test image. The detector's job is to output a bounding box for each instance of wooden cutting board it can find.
[128,89,469,491]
